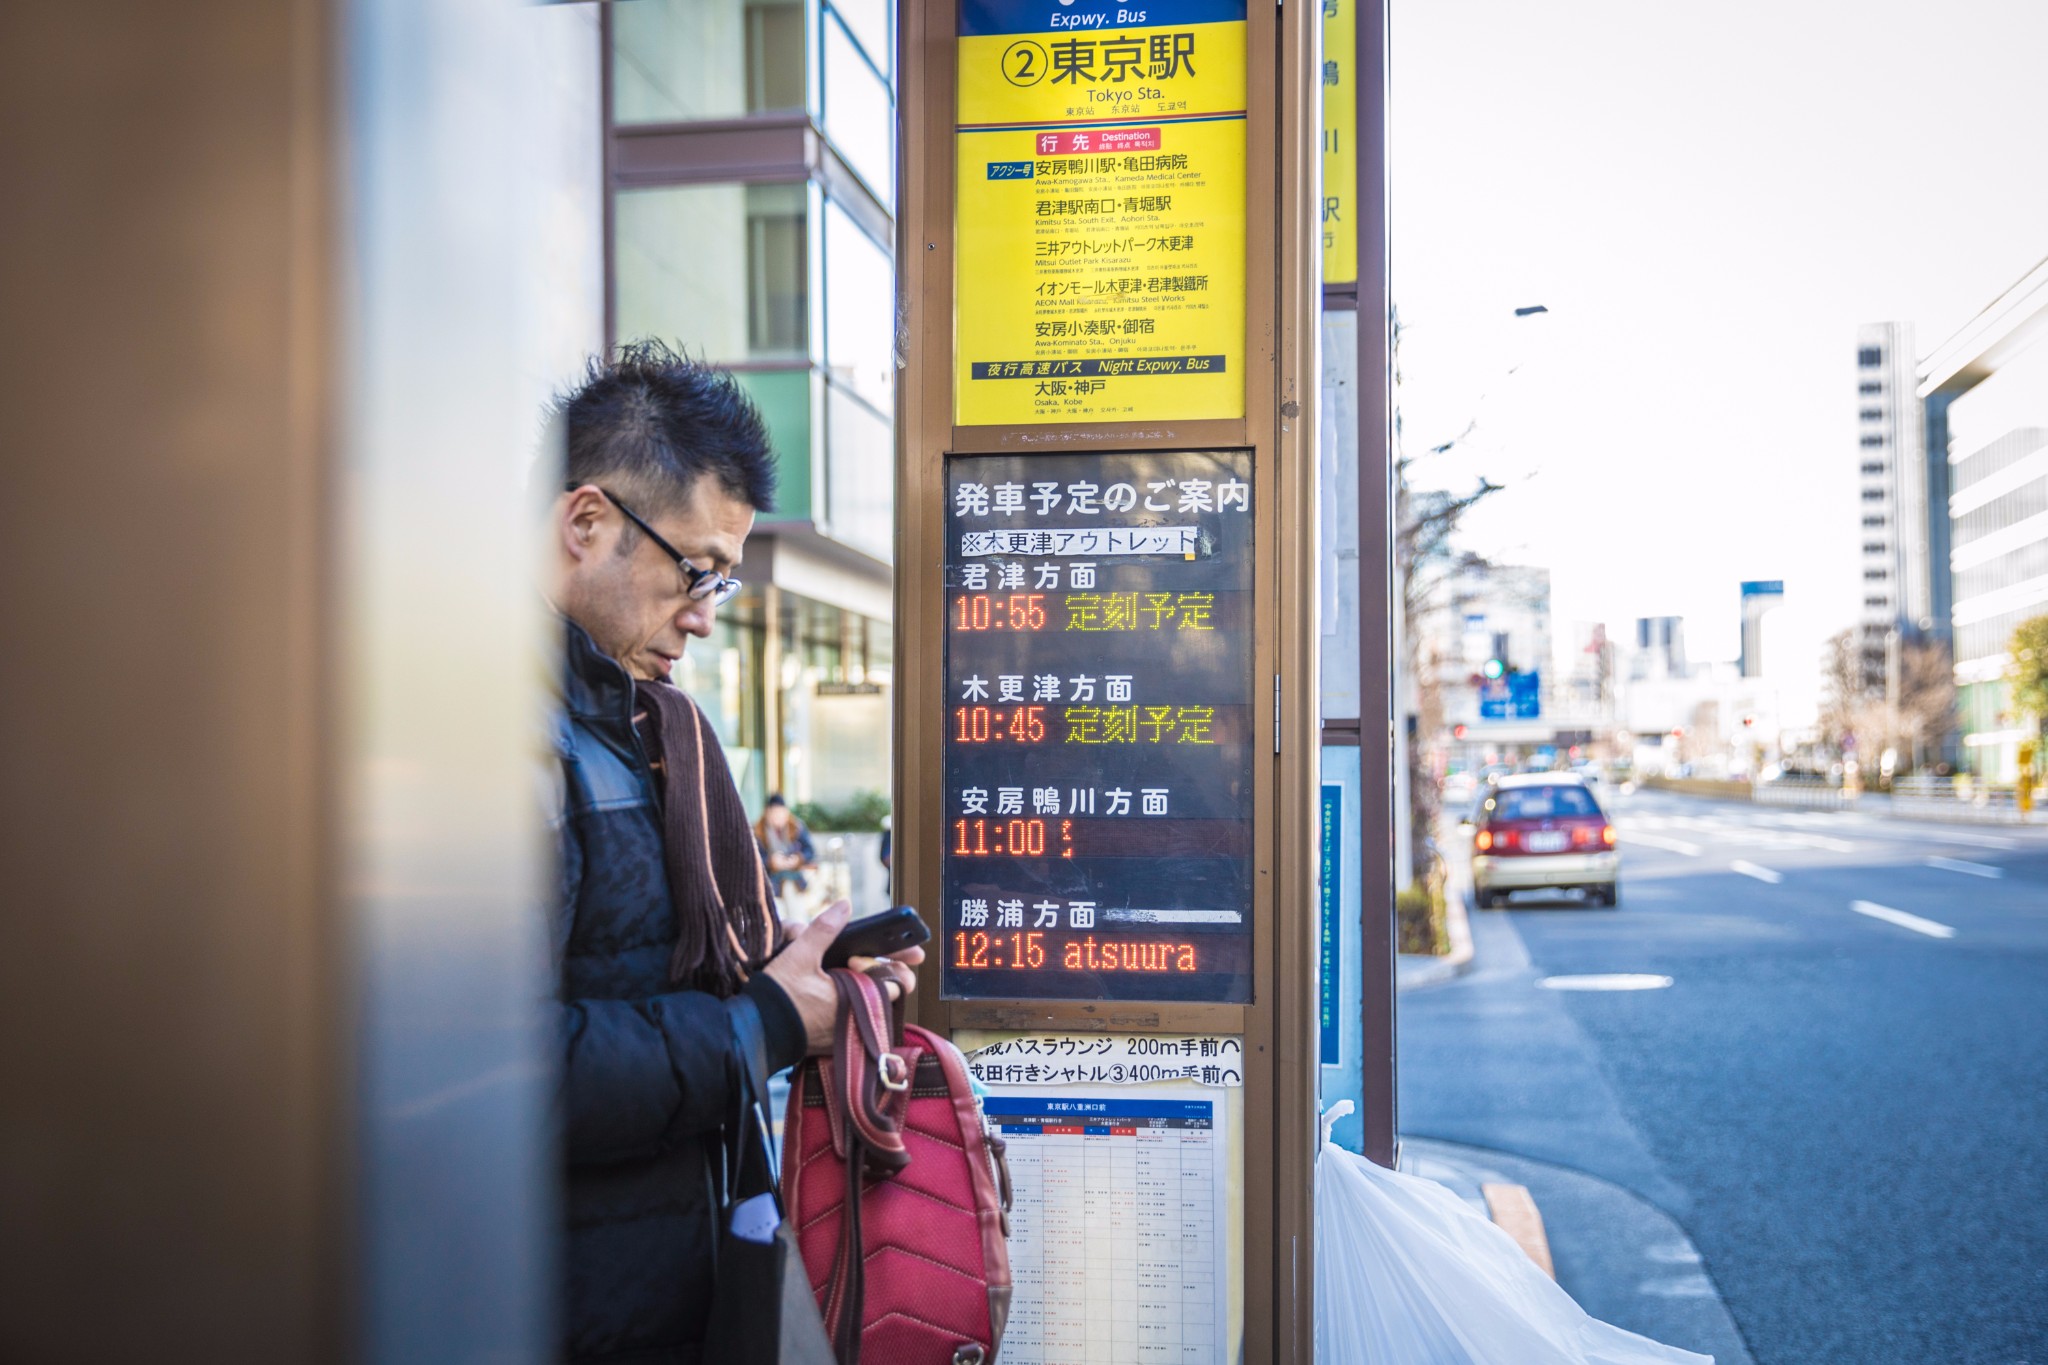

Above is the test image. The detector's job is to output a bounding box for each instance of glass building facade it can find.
[608,0,897,819]
[1924,259,2048,780]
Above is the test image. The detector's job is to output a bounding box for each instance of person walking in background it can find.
[755,793,818,898]
[542,342,920,1365]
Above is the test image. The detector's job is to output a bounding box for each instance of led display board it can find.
[941,450,1256,1003]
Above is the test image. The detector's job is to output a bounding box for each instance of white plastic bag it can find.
[1315,1135,1712,1365]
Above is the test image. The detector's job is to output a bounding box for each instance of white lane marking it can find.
[1925,856,2002,879]
[1905,828,2017,850]
[1538,974,1673,992]
[1731,860,1783,884]
[1625,832,1703,856]
[1638,1275,1718,1299]
[1786,833,1857,853]
[1849,900,1957,939]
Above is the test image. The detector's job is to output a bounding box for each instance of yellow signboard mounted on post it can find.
[954,0,1248,425]
[1320,0,1356,285]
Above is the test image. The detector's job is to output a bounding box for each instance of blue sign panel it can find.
[1480,670,1542,720]
[1318,783,1341,1067]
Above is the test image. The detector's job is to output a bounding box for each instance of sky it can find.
[1388,0,2048,715]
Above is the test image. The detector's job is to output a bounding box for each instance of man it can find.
[545,342,919,1364]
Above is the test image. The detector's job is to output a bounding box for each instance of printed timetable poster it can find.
[954,0,1248,426]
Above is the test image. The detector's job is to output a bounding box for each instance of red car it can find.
[1471,774,1619,907]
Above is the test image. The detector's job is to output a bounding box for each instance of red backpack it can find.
[781,969,1013,1365]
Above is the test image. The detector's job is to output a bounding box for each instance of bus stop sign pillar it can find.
[894,0,1323,1355]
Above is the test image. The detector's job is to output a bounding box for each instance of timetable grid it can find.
[988,1099,1224,1364]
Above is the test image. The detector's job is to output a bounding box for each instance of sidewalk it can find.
[1401,1137,1755,1364]
[1395,861,1756,1364]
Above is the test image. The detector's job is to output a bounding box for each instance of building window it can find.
[823,200,893,413]
[613,0,808,124]
[1858,408,1884,422]
[1862,515,1887,527]
[615,181,810,361]
[1863,542,1885,554]
[1859,435,1885,448]
[1864,569,1889,580]
[1858,346,1883,367]
[1859,381,1882,395]
[1861,489,1884,501]
[1864,597,1888,608]
[823,7,894,198]
[1861,462,1885,475]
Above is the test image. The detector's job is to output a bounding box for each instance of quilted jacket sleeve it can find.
[551,805,807,1169]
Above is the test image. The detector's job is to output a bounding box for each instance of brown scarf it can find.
[632,680,781,997]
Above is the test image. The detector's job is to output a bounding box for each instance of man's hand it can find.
[760,901,924,1055]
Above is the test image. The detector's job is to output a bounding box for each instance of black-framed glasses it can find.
[576,485,744,607]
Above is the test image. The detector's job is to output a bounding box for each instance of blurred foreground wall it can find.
[0,2,600,1360]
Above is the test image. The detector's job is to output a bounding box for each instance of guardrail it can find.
[1639,775,1753,801]
[1659,776,2037,824]
[1753,782,1855,811]
[1887,775,2030,824]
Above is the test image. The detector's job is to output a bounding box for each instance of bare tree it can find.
[1818,630,1868,753]
[1893,638,1955,772]
[1391,312,1505,884]
[1820,628,1955,776]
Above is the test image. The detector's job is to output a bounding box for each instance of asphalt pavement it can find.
[1399,786,2048,1365]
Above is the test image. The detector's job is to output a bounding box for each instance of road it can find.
[1399,786,2048,1364]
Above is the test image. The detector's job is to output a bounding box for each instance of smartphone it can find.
[822,905,930,969]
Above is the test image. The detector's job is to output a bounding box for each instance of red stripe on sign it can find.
[1033,127,1162,155]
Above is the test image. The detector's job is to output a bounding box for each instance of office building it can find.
[607,0,899,816]
[1739,580,1783,679]
[1922,257,2048,777]
[1853,322,1938,693]
[1631,615,1688,682]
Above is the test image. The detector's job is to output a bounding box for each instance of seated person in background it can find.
[756,793,817,897]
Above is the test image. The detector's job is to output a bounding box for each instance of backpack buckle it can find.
[877,1051,910,1092]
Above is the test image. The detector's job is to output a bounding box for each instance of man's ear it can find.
[559,485,610,564]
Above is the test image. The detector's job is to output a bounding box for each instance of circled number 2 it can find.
[1003,40,1047,86]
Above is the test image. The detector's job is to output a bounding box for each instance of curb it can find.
[1400,1136,1755,1365]
[1482,1181,1555,1278]
[1395,879,1475,991]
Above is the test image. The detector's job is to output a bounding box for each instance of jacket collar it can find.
[561,616,640,735]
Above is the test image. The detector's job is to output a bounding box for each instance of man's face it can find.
[555,474,756,681]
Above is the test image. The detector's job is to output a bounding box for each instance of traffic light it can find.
[1482,658,1505,680]
[1453,724,1468,739]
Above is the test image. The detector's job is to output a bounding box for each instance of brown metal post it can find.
[1354,0,1398,1169]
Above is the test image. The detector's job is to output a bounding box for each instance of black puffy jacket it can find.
[551,620,805,1364]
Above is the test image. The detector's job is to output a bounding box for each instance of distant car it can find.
[1471,773,1619,908]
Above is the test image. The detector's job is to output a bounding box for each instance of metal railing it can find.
[1753,780,1856,811]
[1887,774,2030,824]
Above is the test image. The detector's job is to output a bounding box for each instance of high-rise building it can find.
[1922,256,2048,778]
[1631,615,1687,681]
[1853,322,1937,693]
[606,0,900,817]
[1738,580,1783,679]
